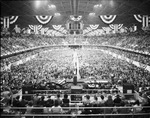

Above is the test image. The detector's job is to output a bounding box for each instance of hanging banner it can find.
[57,78,66,85]
[40,27,49,35]
[133,14,142,22]
[109,24,123,33]
[61,29,67,34]
[35,15,53,24]
[1,17,9,28]
[87,27,92,32]
[89,24,99,30]
[99,15,117,24]
[142,15,149,28]
[1,16,19,28]
[70,15,82,21]
[134,14,150,28]
[52,25,62,30]
[83,29,89,34]
[9,16,19,24]
[29,25,42,34]
[102,27,112,34]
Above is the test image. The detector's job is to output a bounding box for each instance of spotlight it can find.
[94,4,99,8]
[94,4,102,8]
[51,4,56,8]
[89,12,95,16]
[48,4,56,9]
[55,12,61,16]
[35,1,41,9]
[99,4,102,7]
[110,0,114,7]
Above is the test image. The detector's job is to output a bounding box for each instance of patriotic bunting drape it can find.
[35,15,53,24]
[29,25,42,34]
[70,15,82,21]
[102,27,112,34]
[1,16,19,28]
[134,14,150,28]
[52,25,62,30]
[89,24,99,30]
[9,16,19,24]
[109,24,123,33]
[99,15,117,24]
[40,27,49,35]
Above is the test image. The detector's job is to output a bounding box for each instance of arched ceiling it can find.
[1,0,150,26]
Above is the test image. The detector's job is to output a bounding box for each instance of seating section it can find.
[86,32,150,53]
[1,31,150,118]
[1,31,150,56]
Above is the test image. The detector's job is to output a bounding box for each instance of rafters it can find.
[84,1,90,16]
[70,0,74,15]
[120,0,150,15]
[1,0,150,26]
[61,1,67,16]
[107,1,125,15]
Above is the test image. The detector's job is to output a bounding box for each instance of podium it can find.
[22,85,33,101]
[123,84,134,94]
[71,86,82,102]
[123,84,135,100]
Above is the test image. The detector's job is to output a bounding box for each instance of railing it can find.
[1,106,150,118]
[31,89,132,97]
[1,113,150,118]
[1,44,150,59]
[33,88,120,93]
[24,93,135,97]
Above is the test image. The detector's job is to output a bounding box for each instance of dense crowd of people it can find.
[1,31,150,56]
[1,48,150,93]
[1,33,65,56]
[86,31,150,54]
[1,49,75,92]
[1,31,150,117]
[104,48,150,65]
[77,49,150,88]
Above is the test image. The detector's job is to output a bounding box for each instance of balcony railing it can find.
[1,106,150,118]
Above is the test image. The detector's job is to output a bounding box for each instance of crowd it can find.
[106,48,150,65]
[78,49,150,89]
[1,49,149,92]
[1,49,76,90]
[1,31,150,117]
[1,33,65,56]
[1,31,150,56]
[1,92,150,118]
[1,47,150,92]
[86,31,150,54]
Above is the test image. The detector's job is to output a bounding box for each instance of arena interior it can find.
[1,0,150,118]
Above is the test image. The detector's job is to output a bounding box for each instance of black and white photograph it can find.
[1,0,150,118]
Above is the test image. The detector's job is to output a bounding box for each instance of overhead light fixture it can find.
[54,12,61,16]
[48,4,56,9]
[94,4,102,8]
[94,4,99,8]
[35,1,41,9]
[99,4,102,7]
[110,0,114,7]
[89,12,95,16]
